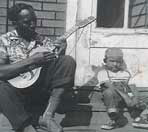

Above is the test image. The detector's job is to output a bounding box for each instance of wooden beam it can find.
[124,0,130,28]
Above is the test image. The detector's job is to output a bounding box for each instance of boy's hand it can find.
[100,81,112,88]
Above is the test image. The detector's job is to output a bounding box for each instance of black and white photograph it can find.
[0,0,148,132]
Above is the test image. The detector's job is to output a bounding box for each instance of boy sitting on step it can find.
[97,48,148,130]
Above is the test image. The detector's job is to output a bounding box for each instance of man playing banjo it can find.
[0,3,76,132]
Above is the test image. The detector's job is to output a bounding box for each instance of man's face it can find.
[16,9,37,40]
[105,57,123,72]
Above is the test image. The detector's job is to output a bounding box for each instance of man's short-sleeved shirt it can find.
[0,30,53,64]
[97,68,131,88]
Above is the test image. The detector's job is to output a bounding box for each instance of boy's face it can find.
[105,57,123,72]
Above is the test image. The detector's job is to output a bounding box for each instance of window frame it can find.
[91,0,148,34]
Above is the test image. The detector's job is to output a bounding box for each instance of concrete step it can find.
[0,86,148,132]
[0,111,148,132]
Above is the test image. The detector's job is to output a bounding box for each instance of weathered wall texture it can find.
[0,0,7,34]
[66,0,148,88]
[1,0,148,88]
[0,0,67,39]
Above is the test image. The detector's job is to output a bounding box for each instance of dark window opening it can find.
[97,0,125,28]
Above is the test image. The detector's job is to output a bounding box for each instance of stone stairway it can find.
[0,87,148,132]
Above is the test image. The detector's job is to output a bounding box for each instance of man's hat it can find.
[105,47,123,59]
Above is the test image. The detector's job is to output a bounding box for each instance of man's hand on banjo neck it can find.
[30,37,67,66]
[29,51,57,66]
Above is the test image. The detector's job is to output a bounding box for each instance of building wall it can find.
[66,0,148,88]
[0,0,67,39]
[0,0,8,34]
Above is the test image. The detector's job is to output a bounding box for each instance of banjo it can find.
[8,16,96,88]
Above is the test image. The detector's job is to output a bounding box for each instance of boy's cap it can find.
[105,47,123,58]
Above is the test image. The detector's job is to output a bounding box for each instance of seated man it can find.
[0,3,76,132]
[96,47,148,130]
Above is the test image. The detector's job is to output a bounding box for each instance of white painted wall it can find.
[66,0,148,88]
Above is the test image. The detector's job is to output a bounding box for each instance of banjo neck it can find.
[8,16,96,89]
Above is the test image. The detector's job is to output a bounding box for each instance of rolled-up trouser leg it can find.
[129,95,148,119]
[102,88,123,120]
[0,81,31,131]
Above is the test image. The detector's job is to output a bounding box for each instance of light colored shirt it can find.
[97,68,131,88]
[0,30,54,64]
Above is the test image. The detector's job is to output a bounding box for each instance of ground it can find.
[0,89,148,132]
[0,107,148,132]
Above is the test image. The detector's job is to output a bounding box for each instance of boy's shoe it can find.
[101,120,117,130]
[132,117,148,129]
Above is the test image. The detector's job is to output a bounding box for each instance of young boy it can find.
[97,48,148,130]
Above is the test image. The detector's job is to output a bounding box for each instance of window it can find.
[97,0,125,28]
[128,0,148,28]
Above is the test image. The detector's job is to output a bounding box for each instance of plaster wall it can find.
[66,0,148,88]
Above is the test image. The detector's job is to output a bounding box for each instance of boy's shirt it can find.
[97,67,131,88]
[97,67,135,98]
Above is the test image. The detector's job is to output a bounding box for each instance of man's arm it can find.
[0,57,35,80]
[0,51,56,80]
